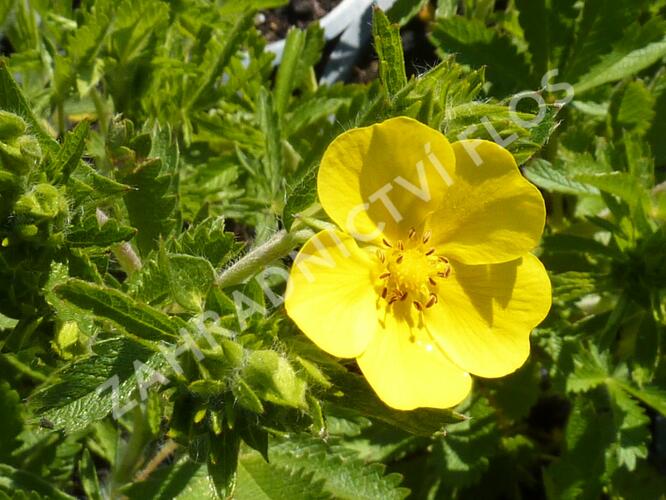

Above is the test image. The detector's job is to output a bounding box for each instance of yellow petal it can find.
[428,140,546,264]
[285,230,379,358]
[426,253,551,378]
[318,117,456,243]
[357,313,472,410]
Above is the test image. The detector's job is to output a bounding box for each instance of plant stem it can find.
[134,440,179,482]
[215,229,313,288]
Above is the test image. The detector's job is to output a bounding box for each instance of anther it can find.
[425,248,435,256]
[381,287,388,299]
[400,291,408,301]
[408,227,416,239]
[422,230,432,244]
[413,301,424,311]
[437,271,447,278]
[382,238,392,248]
[396,254,404,264]
[379,272,391,280]
[377,249,385,263]
[397,240,404,251]
[438,256,449,263]
[425,294,438,308]
[428,277,437,286]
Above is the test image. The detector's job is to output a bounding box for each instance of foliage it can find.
[0,0,665,498]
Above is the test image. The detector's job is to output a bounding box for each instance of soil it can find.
[257,0,344,41]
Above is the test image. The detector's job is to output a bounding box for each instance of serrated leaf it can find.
[372,6,407,97]
[429,16,531,95]
[29,338,163,433]
[270,434,409,500]
[54,279,182,344]
[50,119,89,183]
[567,345,610,393]
[0,60,58,152]
[523,158,599,195]
[274,24,324,118]
[163,253,216,313]
[65,212,136,247]
[573,19,666,94]
[236,448,330,500]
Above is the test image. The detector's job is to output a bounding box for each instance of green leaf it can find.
[523,159,600,195]
[65,212,136,247]
[269,434,409,500]
[29,338,163,433]
[171,217,239,268]
[54,279,182,344]
[438,396,500,488]
[0,60,58,152]
[515,0,550,76]
[282,162,317,230]
[567,345,611,393]
[236,448,329,500]
[0,381,23,463]
[429,16,531,95]
[544,397,615,500]
[573,19,666,94]
[274,24,324,118]
[617,383,666,416]
[0,464,75,499]
[372,6,408,97]
[52,2,113,102]
[387,0,429,26]
[79,449,102,500]
[615,80,657,135]
[122,458,214,500]
[67,163,132,205]
[208,430,242,499]
[121,157,178,255]
[163,253,216,313]
[188,11,254,109]
[50,119,89,183]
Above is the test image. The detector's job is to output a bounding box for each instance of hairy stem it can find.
[215,228,313,288]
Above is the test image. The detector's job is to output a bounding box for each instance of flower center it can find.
[376,228,451,311]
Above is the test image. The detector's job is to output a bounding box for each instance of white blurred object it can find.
[265,0,398,83]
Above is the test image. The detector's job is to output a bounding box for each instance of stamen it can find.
[425,248,435,256]
[379,272,391,279]
[382,238,392,248]
[381,287,388,298]
[399,291,408,301]
[408,227,416,239]
[438,256,449,263]
[388,296,399,305]
[428,277,437,286]
[377,249,385,263]
[413,301,424,311]
[422,230,431,244]
[437,271,448,278]
[396,254,404,264]
[397,240,404,251]
[425,293,438,308]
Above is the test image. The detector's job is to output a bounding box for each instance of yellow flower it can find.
[285,117,551,410]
